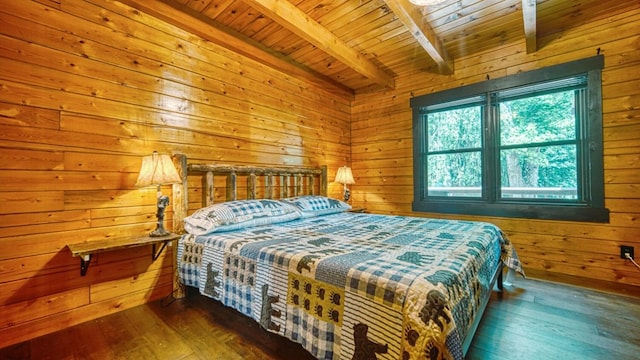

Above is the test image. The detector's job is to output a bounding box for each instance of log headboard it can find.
[171,154,328,234]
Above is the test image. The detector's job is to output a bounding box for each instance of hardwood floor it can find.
[468,277,640,360]
[2,276,639,360]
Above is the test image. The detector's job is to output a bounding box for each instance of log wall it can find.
[351,3,640,292]
[0,0,350,348]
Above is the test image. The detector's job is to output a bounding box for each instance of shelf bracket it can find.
[80,254,92,276]
[152,240,170,261]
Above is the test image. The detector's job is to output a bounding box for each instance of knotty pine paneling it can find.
[2,0,636,350]
[351,4,640,290]
[0,0,350,348]
[1,287,90,331]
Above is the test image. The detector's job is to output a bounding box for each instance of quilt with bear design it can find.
[178,212,523,360]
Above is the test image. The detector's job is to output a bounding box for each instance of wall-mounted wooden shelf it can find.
[67,233,182,276]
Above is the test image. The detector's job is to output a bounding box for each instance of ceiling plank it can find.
[382,0,454,75]
[118,0,354,98]
[522,0,537,53]
[245,0,396,90]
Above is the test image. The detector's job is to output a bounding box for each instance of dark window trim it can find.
[411,55,609,223]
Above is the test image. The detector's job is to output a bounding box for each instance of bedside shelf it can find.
[67,233,182,276]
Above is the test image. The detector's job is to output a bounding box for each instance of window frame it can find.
[411,55,609,222]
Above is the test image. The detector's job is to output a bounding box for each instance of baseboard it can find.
[523,268,640,299]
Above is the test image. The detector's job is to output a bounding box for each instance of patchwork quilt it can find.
[178,212,523,360]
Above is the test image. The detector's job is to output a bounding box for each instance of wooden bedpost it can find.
[172,153,188,299]
[172,154,187,234]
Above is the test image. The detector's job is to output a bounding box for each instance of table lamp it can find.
[135,151,181,237]
[334,166,355,202]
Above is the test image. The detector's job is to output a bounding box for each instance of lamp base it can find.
[343,188,351,202]
[150,193,171,237]
[149,227,171,237]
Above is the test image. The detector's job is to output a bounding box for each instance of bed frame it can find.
[171,154,328,234]
[170,154,503,358]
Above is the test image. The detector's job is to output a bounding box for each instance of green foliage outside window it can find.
[499,91,577,197]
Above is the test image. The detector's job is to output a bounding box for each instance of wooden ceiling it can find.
[120,0,636,94]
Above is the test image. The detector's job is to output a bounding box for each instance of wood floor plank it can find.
[1,277,639,360]
[477,307,621,359]
[68,320,116,360]
[123,305,193,359]
[474,279,640,360]
[94,311,140,359]
[30,326,78,360]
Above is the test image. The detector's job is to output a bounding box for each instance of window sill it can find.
[412,200,610,223]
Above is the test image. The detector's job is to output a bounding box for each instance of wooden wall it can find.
[351,3,640,292]
[0,0,350,348]
[1,0,638,350]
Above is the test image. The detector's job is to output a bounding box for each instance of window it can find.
[411,55,609,222]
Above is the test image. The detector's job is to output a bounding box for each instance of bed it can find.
[171,156,524,360]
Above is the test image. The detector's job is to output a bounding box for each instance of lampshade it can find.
[334,166,355,185]
[409,0,448,6]
[135,151,181,187]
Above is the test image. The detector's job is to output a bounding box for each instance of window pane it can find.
[500,91,576,146]
[428,106,482,152]
[500,145,577,200]
[427,152,482,197]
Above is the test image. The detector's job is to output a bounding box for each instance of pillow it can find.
[184,199,302,235]
[280,195,351,218]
